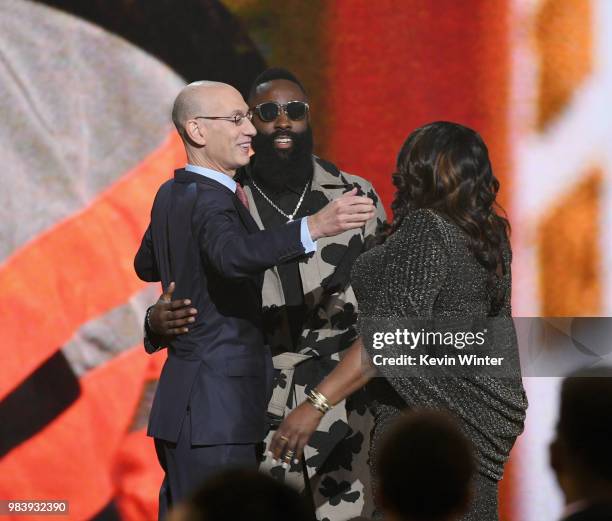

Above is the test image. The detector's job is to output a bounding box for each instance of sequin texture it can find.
[351,209,528,521]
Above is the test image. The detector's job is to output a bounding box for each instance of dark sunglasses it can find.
[252,101,309,122]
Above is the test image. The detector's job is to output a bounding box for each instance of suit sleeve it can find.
[194,188,307,279]
[134,224,166,353]
[134,224,160,282]
[143,305,167,354]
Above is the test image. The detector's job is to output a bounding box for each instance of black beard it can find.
[250,127,314,193]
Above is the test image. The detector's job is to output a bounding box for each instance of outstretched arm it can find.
[197,188,375,279]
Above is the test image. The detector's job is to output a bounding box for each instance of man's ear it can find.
[184,118,207,146]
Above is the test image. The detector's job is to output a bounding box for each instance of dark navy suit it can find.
[134,168,309,513]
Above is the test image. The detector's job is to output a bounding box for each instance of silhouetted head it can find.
[550,367,612,505]
[168,468,316,521]
[376,409,475,521]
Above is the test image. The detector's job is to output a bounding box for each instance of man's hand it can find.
[307,188,376,240]
[149,282,198,336]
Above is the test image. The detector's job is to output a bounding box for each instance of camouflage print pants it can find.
[260,379,375,521]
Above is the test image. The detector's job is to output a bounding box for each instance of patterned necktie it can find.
[235,182,250,210]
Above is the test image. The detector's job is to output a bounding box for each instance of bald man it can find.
[134,81,375,517]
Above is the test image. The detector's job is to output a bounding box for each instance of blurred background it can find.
[1,0,610,519]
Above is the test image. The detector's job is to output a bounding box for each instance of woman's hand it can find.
[268,401,324,467]
[266,338,373,467]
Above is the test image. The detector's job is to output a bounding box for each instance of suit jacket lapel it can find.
[232,195,260,233]
[242,184,264,230]
[242,182,286,307]
[175,169,260,233]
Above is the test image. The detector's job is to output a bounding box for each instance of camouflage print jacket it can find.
[244,156,387,520]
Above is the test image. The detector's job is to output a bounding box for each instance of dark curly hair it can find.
[248,67,307,101]
[384,121,510,312]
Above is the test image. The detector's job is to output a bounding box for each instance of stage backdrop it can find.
[1,1,610,520]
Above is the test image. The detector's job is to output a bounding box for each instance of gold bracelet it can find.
[306,389,332,414]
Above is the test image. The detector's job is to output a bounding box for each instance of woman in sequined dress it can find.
[270,122,528,521]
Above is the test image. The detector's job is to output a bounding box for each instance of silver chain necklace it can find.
[249,178,309,222]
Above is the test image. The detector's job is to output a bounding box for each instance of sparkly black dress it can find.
[351,209,528,521]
